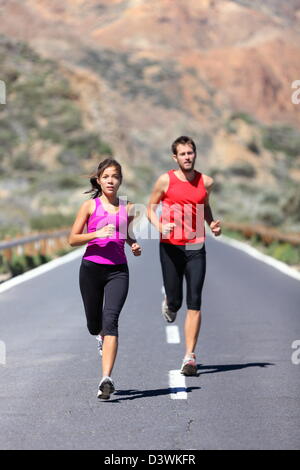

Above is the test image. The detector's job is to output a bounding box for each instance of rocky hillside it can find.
[0,37,118,235]
[0,0,300,234]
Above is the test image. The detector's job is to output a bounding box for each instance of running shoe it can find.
[180,354,197,376]
[97,376,115,400]
[161,297,177,323]
[96,334,103,357]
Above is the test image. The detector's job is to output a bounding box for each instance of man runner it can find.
[147,136,221,375]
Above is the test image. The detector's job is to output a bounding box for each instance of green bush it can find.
[262,125,300,158]
[222,228,246,241]
[58,133,113,164]
[0,225,21,239]
[54,108,82,134]
[229,112,256,125]
[43,78,75,100]
[56,247,76,256]
[247,138,260,155]
[13,152,45,171]
[266,242,300,265]
[224,119,237,134]
[207,167,223,178]
[7,253,28,276]
[261,191,279,204]
[227,161,256,178]
[249,234,261,246]
[39,253,53,264]
[57,175,83,189]
[257,207,284,227]
[97,141,113,156]
[281,185,300,222]
[6,252,54,277]
[0,253,9,274]
[224,112,257,134]
[24,254,42,269]
[38,125,65,143]
[30,213,74,230]
[0,120,19,149]
[134,165,155,186]
[223,229,300,266]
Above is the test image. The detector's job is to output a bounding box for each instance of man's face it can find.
[173,143,196,171]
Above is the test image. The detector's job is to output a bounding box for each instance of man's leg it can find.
[159,243,184,319]
[181,247,206,374]
[184,246,206,353]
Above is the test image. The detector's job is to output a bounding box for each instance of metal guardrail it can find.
[0,228,70,261]
[0,222,299,264]
[222,222,300,246]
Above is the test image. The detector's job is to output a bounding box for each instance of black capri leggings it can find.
[159,243,206,312]
[79,259,129,337]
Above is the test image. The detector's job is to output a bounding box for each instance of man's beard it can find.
[178,160,195,172]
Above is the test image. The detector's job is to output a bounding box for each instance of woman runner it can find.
[68,159,141,399]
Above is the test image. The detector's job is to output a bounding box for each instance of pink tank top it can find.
[82,197,128,265]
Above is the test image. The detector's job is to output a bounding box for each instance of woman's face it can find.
[97,166,121,196]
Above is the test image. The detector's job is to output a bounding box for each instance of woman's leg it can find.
[101,265,129,377]
[102,336,118,378]
[79,260,104,335]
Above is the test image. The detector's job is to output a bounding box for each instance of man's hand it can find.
[210,220,221,236]
[131,242,141,256]
[161,223,176,236]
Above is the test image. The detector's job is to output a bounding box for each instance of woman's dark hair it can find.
[83,158,123,199]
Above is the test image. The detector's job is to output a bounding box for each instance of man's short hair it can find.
[172,136,196,155]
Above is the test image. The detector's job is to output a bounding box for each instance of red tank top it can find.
[160,170,207,245]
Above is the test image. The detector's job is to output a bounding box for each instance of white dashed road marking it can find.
[166,325,180,344]
[168,370,187,400]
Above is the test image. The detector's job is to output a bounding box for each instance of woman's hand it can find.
[210,220,221,236]
[95,224,115,238]
[131,242,141,256]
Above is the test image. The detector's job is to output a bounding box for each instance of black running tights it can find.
[79,259,129,337]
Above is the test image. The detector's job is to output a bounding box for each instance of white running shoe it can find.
[180,353,197,376]
[97,376,115,400]
[96,334,103,357]
[161,297,177,323]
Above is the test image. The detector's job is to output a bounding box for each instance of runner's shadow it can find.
[101,387,200,403]
[196,362,274,377]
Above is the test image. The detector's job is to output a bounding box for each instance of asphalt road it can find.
[0,235,299,450]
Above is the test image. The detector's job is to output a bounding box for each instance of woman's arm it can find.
[126,202,141,256]
[126,202,137,246]
[68,200,112,246]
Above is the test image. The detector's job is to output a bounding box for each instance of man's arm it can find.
[203,175,221,236]
[147,173,170,233]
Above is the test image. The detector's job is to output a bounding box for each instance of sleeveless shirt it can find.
[160,170,207,245]
[83,197,128,265]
